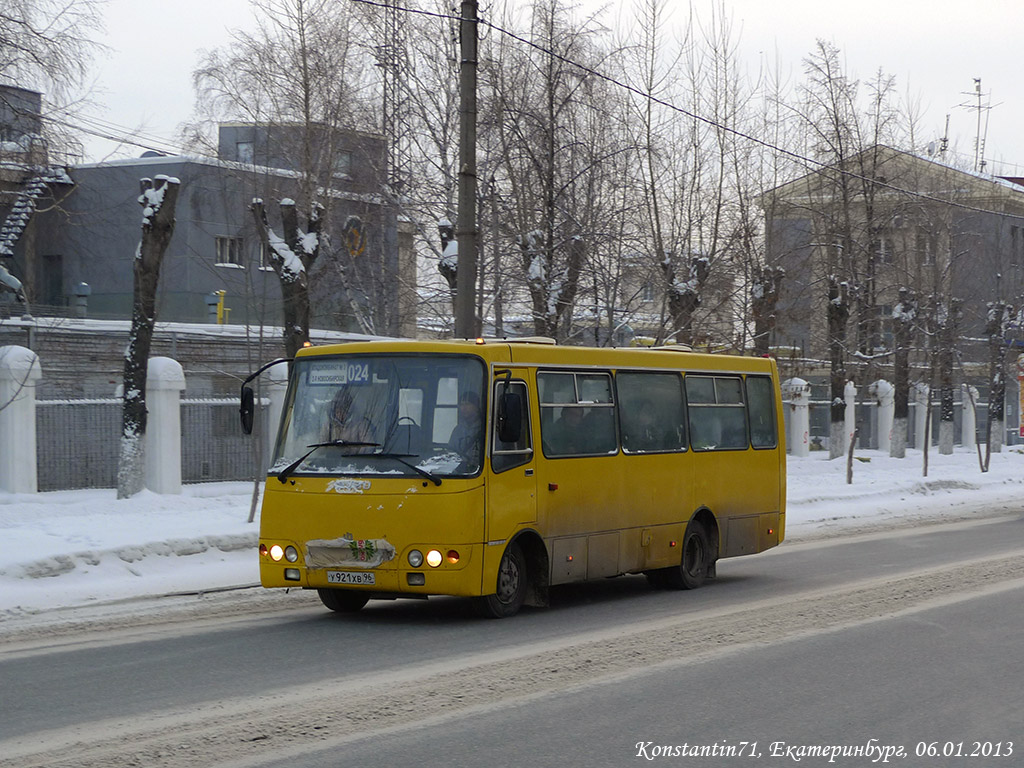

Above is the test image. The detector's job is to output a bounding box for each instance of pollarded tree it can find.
[187,0,388,334]
[117,176,181,499]
[250,198,322,357]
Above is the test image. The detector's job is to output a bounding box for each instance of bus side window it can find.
[492,381,532,473]
[538,370,616,457]
[686,374,747,451]
[746,376,778,448]
[618,371,686,453]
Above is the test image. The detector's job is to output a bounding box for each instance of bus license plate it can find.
[326,571,375,586]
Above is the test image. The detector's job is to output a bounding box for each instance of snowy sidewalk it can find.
[0,451,1021,616]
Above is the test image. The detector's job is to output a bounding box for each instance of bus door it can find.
[485,373,537,545]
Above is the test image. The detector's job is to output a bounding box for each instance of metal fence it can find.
[35,398,268,491]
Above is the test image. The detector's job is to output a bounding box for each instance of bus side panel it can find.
[692,445,782,558]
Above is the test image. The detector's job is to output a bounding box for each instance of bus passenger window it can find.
[686,375,748,451]
[746,376,778,448]
[538,371,616,458]
[617,371,685,453]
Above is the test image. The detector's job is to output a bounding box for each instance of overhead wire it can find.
[349,0,1024,223]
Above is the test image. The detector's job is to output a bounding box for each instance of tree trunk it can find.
[828,277,850,459]
[751,265,785,356]
[663,255,710,345]
[251,199,321,358]
[985,302,1011,462]
[937,298,960,455]
[117,176,181,499]
[890,289,915,458]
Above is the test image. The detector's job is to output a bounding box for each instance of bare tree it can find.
[250,198,322,357]
[1,0,105,150]
[187,0,386,333]
[890,288,916,457]
[117,176,181,499]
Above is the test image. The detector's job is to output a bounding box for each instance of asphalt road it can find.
[2,511,1023,768]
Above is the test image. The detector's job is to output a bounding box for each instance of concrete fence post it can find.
[145,356,186,494]
[0,346,42,493]
[869,380,895,454]
[782,377,811,457]
[961,384,980,450]
[844,380,858,450]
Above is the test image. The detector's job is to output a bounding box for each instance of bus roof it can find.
[294,338,778,376]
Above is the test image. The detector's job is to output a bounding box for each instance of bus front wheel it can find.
[318,588,370,613]
[473,542,527,618]
[662,521,710,590]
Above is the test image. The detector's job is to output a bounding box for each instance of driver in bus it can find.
[325,388,373,448]
[447,390,482,468]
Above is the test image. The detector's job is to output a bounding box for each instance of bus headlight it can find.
[408,549,424,568]
[284,546,299,563]
[270,545,285,562]
[426,549,443,568]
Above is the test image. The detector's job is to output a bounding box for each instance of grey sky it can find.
[85,0,1020,175]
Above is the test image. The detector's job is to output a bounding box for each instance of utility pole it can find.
[455,0,479,338]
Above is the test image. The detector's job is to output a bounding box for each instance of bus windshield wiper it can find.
[277,440,381,484]
[369,453,443,486]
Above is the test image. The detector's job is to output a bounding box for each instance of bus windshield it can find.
[272,354,486,479]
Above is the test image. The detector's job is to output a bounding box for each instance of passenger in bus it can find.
[547,406,588,455]
[325,388,374,448]
[623,400,675,452]
[447,390,482,468]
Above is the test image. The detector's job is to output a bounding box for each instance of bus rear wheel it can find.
[317,588,370,613]
[662,521,710,590]
[473,542,527,618]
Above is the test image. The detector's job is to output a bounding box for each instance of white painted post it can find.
[144,356,186,494]
[782,378,811,457]
[870,379,895,454]
[913,382,930,451]
[265,361,290,463]
[844,380,858,450]
[0,346,42,493]
[962,384,979,450]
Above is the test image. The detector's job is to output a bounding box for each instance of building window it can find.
[875,234,895,265]
[236,141,254,164]
[641,282,655,303]
[333,150,352,177]
[916,227,937,266]
[215,236,244,267]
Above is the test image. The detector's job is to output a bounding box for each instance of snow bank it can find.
[0,451,1021,617]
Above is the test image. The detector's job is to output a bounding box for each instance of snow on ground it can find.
[0,449,1022,618]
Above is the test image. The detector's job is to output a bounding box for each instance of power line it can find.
[349,0,1024,223]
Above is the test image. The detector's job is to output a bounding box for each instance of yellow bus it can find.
[242,338,785,618]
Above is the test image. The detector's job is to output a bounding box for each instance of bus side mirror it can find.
[240,385,255,434]
[497,391,523,444]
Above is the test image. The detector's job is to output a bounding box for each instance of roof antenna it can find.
[958,78,998,173]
